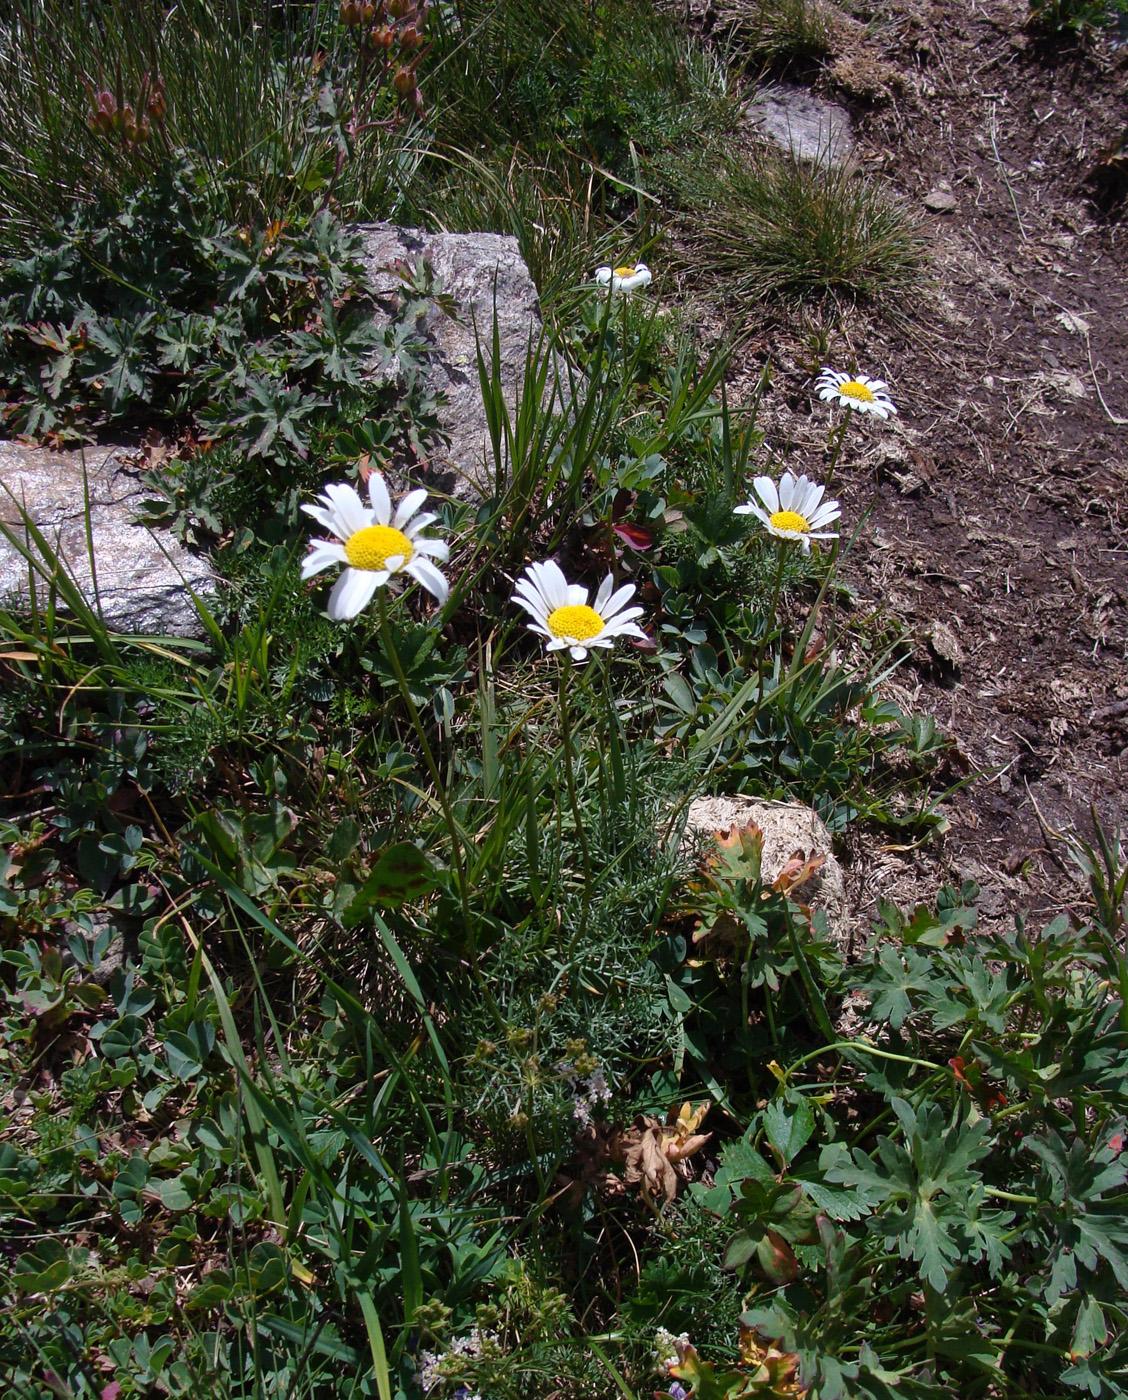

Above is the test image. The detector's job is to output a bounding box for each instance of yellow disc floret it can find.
[613,265,637,278]
[344,524,414,571]
[769,510,811,534]
[839,379,876,403]
[546,603,604,641]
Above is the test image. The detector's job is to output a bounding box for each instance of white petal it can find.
[602,583,637,619]
[569,645,590,662]
[301,541,348,579]
[404,512,439,538]
[384,553,406,571]
[514,593,548,621]
[406,557,448,605]
[778,471,799,511]
[594,574,615,611]
[368,472,392,525]
[328,567,381,621]
[605,604,644,628]
[753,476,780,514]
[394,487,428,530]
[567,584,588,606]
[789,475,817,517]
[536,560,570,609]
[602,613,645,638]
[808,501,841,528]
[545,637,569,651]
[301,500,339,535]
[325,483,370,537]
[514,580,550,619]
[413,536,449,562]
[739,503,772,529]
[513,573,549,605]
[594,267,612,285]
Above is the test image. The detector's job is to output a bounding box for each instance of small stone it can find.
[1054,309,1091,336]
[683,795,849,953]
[925,619,963,682]
[922,186,958,213]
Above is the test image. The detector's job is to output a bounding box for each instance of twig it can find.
[1083,330,1128,427]
[989,101,1029,244]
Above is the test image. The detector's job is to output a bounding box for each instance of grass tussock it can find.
[667,145,929,310]
[720,0,834,70]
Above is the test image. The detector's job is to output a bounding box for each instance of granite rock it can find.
[0,440,214,636]
[355,223,547,500]
[746,84,855,166]
[683,794,849,950]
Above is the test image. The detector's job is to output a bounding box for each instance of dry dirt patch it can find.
[721,0,1127,925]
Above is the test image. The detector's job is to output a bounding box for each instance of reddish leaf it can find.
[612,522,654,551]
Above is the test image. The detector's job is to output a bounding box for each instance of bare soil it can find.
[722,0,1128,928]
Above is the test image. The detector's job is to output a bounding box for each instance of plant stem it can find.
[983,1187,1040,1206]
[378,592,473,948]
[558,656,593,942]
[753,538,789,704]
[824,407,852,488]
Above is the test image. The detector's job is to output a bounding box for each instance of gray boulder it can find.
[0,440,214,636]
[746,84,855,166]
[355,223,547,499]
[683,794,849,951]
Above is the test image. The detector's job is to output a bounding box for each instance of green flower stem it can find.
[783,1040,947,1079]
[377,592,473,946]
[753,537,790,703]
[558,655,593,943]
[983,1187,1040,1206]
[823,406,852,489]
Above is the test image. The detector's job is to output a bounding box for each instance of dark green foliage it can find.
[1,159,353,440]
[1029,0,1128,37]
[424,0,733,172]
[0,5,1119,1395]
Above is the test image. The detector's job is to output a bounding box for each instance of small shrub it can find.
[1029,0,1128,37]
[0,157,443,536]
[666,146,928,310]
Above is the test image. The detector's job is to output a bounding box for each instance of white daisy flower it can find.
[594,261,652,293]
[815,368,897,419]
[512,560,646,662]
[735,470,841,552]
[300,474,449,621]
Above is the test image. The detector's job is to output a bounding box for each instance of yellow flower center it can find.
[613,265,637,277]
[344,524,413,571]
[546,603,604,641]
[769,510,811,534]
[839,379,876,403]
